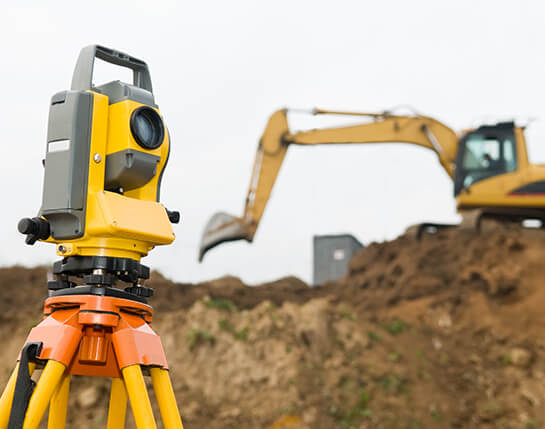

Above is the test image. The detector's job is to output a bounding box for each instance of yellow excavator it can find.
[199,108,545,261]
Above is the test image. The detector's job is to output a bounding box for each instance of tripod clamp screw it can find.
[124,285,154,298]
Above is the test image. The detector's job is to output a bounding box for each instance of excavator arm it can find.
[199,108,459,261]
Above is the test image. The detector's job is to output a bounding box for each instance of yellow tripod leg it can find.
[122,365,157,429]
[23,360,66,429]
[150,368,184,429]
[47,373,70,429]
[0,363,36,429]
[107,377,128,429]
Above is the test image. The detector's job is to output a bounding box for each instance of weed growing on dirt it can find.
[429,406,443,421]
[338,304,356,320]
[525,419,541,429]
[264,301,277,311]
[368,331,382,342]
[480,400,503,420]
[187,329,215,351]
[378,375,408,394]
[218,318,233,332]
[218,319,249,341]
[382,319,408,335]
[234,327,249,341]
[340,311,356,320]
[499,354,512,366]
[330,391,372,427]
[204,297,238,313]
[388,351,402,362]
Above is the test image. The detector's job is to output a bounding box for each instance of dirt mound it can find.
[152,274,314,313]
[1,223,545,428]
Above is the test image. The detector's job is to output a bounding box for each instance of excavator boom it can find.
[199,108,459,261]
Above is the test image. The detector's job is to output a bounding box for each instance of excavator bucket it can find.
[198,212,251,261]
[198,110,290,261]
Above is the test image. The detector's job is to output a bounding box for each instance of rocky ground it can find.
[1,223,545,428]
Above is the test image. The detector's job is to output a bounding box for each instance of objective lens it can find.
[130,106,165,149]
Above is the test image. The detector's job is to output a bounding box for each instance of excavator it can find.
[199,108,545,261]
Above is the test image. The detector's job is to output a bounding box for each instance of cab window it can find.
[503,139,517,172]
[455,126,517,194]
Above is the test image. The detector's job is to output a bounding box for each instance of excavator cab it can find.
[454,123,518,195]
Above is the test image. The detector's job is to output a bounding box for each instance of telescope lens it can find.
[130,107,165,149]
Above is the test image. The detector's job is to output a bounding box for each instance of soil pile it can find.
[1,223,545,428]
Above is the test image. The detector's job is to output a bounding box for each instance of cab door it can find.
[454,123,517,197]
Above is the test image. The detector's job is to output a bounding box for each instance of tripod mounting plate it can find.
[53,256,150,282]
[49,256,153,300]
[50,285,148,304]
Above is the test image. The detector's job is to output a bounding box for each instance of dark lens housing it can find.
[130,106,165,150]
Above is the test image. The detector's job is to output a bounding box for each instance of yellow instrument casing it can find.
[37,45,175,261]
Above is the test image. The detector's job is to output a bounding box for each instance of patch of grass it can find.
[479,400,503,420]
[499,354,512,366]
[218,318,233,332]
[204,297,238,313]
[234,327,249,341]
[378,375,408,395]
[382,319,408,335]
[368,331,382,342]
[416,367,429,381]
[330,391,372,427]
[525,419,541,429]
[339,305,356,320]
[186,329,215,351]
[388,351,402,362]
[430,407,443,421]
[338,376,359,393]
[218,319,248,341]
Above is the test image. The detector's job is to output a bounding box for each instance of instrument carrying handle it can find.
[71,44,153,93]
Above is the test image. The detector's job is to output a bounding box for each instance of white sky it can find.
[1,1,545,284]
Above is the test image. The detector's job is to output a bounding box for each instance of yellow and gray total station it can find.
[1,45,184,429]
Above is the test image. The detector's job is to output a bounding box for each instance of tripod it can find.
[0,256,184,429]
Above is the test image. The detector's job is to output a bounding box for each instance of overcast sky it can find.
[1,1,544,285]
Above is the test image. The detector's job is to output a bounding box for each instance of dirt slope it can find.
[1,223,545,428]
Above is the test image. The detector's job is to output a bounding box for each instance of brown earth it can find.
[1,222,545,428]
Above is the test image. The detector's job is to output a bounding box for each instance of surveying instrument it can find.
[0,45,184,429]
